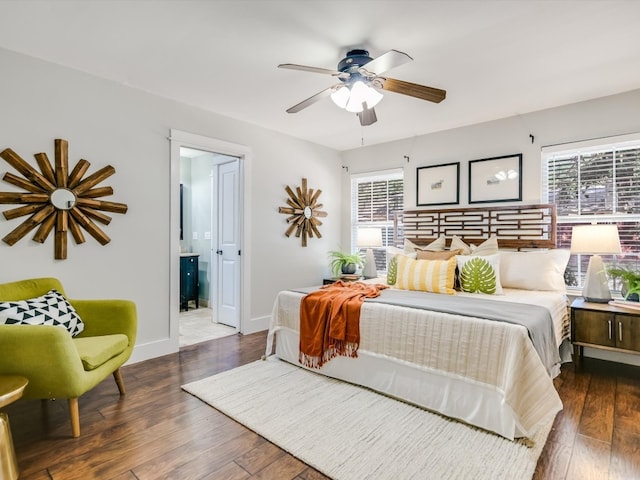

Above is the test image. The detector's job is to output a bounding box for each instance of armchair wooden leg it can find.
[68,398,80,438]
[113,369,126,395]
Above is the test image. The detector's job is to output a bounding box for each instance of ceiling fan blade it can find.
[278,63,343,77]
[359,49,413,76]
[378,77,446,103]
[357,107,377,126]
[285,86,338,113]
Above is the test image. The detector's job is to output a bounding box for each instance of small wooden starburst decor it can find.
[0,138,128,259]
[278,177,327,247]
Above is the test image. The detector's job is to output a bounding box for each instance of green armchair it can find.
[0,277,137,437]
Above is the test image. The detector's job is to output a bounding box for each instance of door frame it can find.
[169,129,251,348]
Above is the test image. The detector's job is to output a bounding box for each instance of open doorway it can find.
[178,148,239,346]
[169,129,251,350]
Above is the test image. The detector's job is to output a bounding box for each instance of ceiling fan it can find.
[278,49,446,126]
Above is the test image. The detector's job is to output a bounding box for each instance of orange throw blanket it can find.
[299,280,388,368]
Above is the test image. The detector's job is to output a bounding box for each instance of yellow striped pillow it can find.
[395,255,456,294]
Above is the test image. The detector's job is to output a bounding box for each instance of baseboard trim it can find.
[127,338,178,365]
[127,314,269,364]
[243,314,270,335]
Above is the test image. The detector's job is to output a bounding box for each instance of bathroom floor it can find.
[179,307,237,347]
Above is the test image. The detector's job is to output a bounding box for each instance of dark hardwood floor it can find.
[4,331,640,479]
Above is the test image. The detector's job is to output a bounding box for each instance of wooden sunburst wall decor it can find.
[0,138,128,259]
[278,177,327,247]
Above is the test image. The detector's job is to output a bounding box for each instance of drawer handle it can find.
[608,320,613,340]
[619,321,623,342]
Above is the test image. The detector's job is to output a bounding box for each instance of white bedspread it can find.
[265,287,568,440]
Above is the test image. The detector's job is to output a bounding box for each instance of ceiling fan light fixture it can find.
[344,81,383,113]
[330,86,350,108]
[365,85,383,108]
[345,98,364,113]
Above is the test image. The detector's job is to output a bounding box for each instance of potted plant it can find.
[328,249,364,277]
[607,266,640,301]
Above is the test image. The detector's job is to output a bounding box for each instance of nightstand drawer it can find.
[616,315,640,352]
[572,309,616,348]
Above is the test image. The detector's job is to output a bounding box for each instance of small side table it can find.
[322,276,377,285]
[0,376,28,480]
[571,298,640,370]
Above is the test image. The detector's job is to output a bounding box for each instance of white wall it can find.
[0,48,341,362]
[342,87,640,366]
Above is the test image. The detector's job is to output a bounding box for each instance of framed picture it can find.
[468,154,522,204]
[416,162,459,206]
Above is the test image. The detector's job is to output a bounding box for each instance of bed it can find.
[266,204,570,441]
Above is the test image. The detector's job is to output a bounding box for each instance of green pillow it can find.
[387,256,398,285]
[456,254,503,295]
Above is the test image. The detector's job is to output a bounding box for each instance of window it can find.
[542,133,640,291]
[351,169,403,272]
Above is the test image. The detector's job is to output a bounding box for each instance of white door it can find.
[216,160,240,328]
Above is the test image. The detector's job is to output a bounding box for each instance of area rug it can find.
[182,357,553,480]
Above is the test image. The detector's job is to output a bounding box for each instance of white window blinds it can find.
[351,170,403,271]
[542,134,640,290]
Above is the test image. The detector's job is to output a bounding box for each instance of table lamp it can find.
[357,227,383,278]
[570,224,621,303]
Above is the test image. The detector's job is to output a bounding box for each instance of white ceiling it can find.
[0,1,639,151]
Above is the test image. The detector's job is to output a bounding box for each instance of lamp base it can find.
[583,296,612,304]
[362,248,378,278]
[582,254,612,303]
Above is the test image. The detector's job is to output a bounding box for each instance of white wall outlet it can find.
[192,232,198,240]
[204,231,211,240]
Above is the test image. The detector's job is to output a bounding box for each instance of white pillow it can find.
[450,235,498,256]
[404,235,446,254]
[456,253,503,295]
[499,249,570,292]
[470,236,499,256]
[449,235,472,254]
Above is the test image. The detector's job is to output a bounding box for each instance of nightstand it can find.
[570,298,640,369]
[323,276,377,285]
[323,277,359,285]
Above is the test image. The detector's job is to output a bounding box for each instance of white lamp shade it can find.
[570,224,621,255]
[357,227,383,247]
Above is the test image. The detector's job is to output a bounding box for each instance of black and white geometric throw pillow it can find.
[0,289,85,336]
